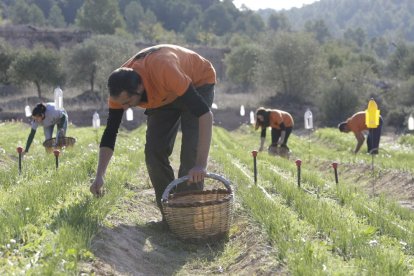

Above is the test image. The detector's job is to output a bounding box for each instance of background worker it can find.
[89,44,216,221]
[338,111,383,154]
[24,102,68,153]
[255,107,294,152]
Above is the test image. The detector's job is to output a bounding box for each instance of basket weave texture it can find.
[43,137,76,153]
[162,173,233,241]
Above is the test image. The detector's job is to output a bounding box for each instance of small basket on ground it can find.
[161,173,233,241]
[43,137,76,153]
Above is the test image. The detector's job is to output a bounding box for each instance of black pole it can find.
[295,159,302,188]
[308,129,311,162]
[371,154,375,195]
[252,150,258,185]
[54,150,60,170]
[332,162,338,184]
[17,147,23,175]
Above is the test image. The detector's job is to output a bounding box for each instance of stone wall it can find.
[0,25,229,80]
[0,24,91,49]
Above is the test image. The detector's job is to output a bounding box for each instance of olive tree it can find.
[9,46,64,99]
[75,0,125,34]
[256,31,320,102]
[64,35,137,107]
[224,43,261,89]
[0,39,16,84]
[65,41,100,92]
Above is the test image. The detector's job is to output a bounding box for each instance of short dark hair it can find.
[256,107,268,117]
[32,103,46,116]
[338,122,347,132]
[107,67,142,97]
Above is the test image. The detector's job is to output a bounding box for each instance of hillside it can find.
[282,0,414,41]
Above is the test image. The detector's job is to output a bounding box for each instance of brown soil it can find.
[81,183,285,275]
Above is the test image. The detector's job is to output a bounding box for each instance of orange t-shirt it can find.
[269,109,294,129]
[108,44,216,109]
[346,112,367,133]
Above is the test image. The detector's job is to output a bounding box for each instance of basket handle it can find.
[161,172,232,202]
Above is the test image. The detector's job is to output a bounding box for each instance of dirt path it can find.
[82,179,284,275]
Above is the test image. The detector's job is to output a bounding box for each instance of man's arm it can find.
[90,108,123,196]
[90,147,113,196]
[354,131,365,154]
[259,127,266,151]
[179,84,213,183]
[190,111,213,182]
[24,128,36,153]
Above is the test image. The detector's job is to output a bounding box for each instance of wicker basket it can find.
[43,137,76,153]
[161,173,233,241]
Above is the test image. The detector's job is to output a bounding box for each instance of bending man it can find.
[338,111,383,154]
[255,107,294,152]
[90,45,216,221]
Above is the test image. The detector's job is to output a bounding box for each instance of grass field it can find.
[1,122,414,275]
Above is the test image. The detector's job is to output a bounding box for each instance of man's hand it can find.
[188,165,206,183]
[90,175,104,197]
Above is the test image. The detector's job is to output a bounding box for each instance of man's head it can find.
[32,103,46,122]
[255,107,268,130]
[107,68,144,109]
[338,122,349,133]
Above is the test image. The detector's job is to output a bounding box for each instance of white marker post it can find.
[408,114,414,131]
[92,111,100,143]
[304,108,313,161]
[126,108,133,121]
[54,86,63,110]
[25,105,32,117]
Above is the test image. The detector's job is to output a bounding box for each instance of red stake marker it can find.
[17,147,23,175]
[252,150,258,184]
[332,162,339,184]
[295,159,302,188]
[53,149,60,169]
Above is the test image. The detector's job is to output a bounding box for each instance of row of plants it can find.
[311,128,414,172]
[211,126,414,274]
[1,121,413,274]
[0,123,146,274]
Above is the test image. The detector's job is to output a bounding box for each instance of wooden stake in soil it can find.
[17,146,23,175]
[252,150,258,185]
[53,149,60,170]
[295,159,302,188]
[332,162,339,184]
